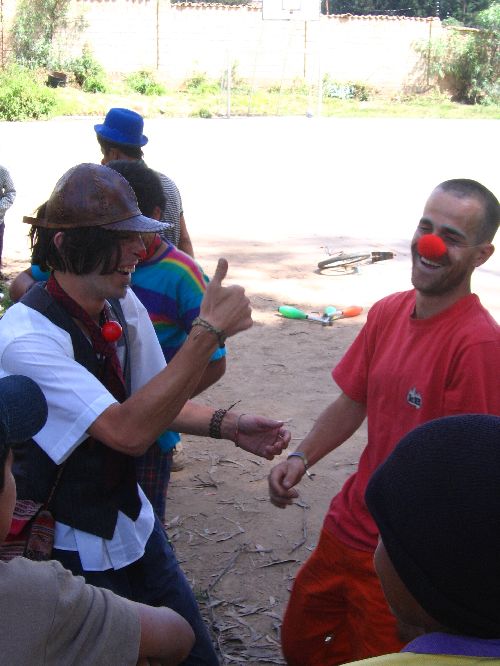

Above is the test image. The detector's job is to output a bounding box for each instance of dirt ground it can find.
[164,244,375,666]
[1,117,498,665]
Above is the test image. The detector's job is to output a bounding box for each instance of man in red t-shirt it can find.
[268,179,500,666]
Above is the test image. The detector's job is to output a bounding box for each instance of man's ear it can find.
[152,206,162,221]
[53,232,65,250]
[102,147,120,164]
[473,243,494,268]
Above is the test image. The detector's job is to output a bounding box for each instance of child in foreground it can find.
[350,413,500,665]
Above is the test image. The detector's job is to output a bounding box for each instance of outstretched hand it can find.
[233,414,290,460]
[200,258,252,339]
[268,457,306,508]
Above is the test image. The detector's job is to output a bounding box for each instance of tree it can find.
[326,0,492,22]
[10,0,85,69]
[426,1,499,103]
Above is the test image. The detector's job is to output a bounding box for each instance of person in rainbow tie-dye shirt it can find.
[109,160,226,521]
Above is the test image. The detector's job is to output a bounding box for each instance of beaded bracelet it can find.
[192,316,227,348]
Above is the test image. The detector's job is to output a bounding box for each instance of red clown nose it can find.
[101,321,123,343]
[417,234,447,260]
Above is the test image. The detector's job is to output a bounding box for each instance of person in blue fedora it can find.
[95,107,194,258]
[94,107,149,147]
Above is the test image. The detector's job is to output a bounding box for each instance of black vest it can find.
[13,285,141,540]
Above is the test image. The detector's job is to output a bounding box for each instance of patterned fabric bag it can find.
[0,501,54,561]
[0,465,65,563]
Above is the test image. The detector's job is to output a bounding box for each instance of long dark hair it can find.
[30,203,123,275]
[107,160,165,217]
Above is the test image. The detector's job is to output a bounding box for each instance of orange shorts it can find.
[281,527,404,665]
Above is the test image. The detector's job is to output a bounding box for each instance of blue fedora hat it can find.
[94,108,148,147]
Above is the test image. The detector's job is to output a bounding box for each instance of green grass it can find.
[48,77,500,120]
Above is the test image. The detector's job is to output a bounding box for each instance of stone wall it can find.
[1,0,442,92]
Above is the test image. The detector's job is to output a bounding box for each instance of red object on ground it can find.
[340,305,363,318]
[101,321,123,343]
[417,234,447,260]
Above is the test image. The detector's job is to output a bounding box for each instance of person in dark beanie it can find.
[347,414,500,665]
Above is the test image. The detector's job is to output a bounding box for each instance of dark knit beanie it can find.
[365,414,500,638]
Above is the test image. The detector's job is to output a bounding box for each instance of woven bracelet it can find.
[208,400,241,440]
[192,316,227,348]
[209,408,227,439]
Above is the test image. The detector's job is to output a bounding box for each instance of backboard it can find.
[262,0,321,21]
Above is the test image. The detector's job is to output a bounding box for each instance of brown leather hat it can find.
[23,163,167,233]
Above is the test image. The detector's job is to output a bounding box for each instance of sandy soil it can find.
[1,117,498,664]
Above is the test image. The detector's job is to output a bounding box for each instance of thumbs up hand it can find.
[199,258,252,340]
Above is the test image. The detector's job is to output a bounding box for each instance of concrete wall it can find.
[1,0,442,92]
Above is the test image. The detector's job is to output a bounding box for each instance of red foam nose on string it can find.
[101,321,123,343]
[417,234,447,260]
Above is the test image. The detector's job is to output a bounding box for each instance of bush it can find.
[126,70,166,96]
[267,83,281,94]
[323,77,371,101]
[219,62,249,93]
[288,78,310,95]
[0,65,56,120]
[183,72,219,94]
[426,3,499,104]
[67,46,107,93]
[82,75,107,93]
[192,107,213,118]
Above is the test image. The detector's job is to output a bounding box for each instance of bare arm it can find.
[177,213,194,258]
[192,356,226,397]
[89,259,288,460]
[9,268,35,303]
[89,259,250,455]
[268,392,366,508]
[92,369,290,461]
[136,603,195,665]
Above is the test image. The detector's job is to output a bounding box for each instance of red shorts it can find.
[281,527,404,665]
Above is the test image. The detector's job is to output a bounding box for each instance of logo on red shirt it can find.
[407,387,422,409]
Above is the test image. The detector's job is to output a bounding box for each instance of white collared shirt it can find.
[0,288,166,570]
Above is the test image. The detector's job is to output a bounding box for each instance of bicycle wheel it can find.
[317,253,371,271]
